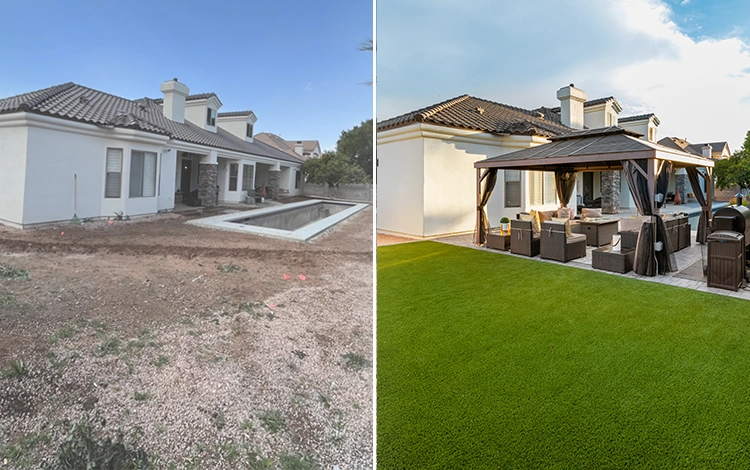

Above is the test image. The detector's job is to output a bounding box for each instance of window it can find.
[529,171,556,206]
[105,148,122,198]
[206,108,216,126]
[295,170,301,189]
[246,123,253,137]
[242,164,255,191]
[229,163,238,191]
[505,170,520,207]
[129,151,157,198]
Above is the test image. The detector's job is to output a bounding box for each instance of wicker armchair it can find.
[540,221,587,262]
[510,219,540,257]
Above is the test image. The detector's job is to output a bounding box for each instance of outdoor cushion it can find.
[582,208,602,218]
[537,210,553,223]
[521,212,540,234]
[566,233,587,244]
[558,207,574,219]
[551,217,573,237]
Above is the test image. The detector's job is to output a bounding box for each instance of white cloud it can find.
[377,0,750,150]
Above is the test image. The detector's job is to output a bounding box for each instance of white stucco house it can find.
[0,79,305,228]
[377,84,685,238]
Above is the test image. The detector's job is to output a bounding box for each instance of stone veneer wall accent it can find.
[198,163,218,207]
[675,173,688,203]
[268,170,280,200]
[601,171,621,214]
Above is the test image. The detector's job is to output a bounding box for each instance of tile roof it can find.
[547,96,620,114]
[618,113,660,126]
[254,132,300,158]
[0,83,301,164]
[151,92,222,106]
[657,137,730,158]
[378,95,572,138]
[217,110,253,117]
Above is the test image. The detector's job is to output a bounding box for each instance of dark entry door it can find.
[181,159,192,192]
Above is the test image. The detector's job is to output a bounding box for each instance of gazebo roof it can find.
[475,127,715,172]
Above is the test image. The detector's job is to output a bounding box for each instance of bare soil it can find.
[0,204,373,469]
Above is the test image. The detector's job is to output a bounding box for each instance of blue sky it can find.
[0,0,373,152]
[377,0,750,152]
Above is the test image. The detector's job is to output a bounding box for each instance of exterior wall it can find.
[377,123,549,237]
[185,96,221,132]
[22,121,167,225]
[619,121,650,140]
[304,183,372,202]
[376,129,425,237]
[0,124,28,226]
[158,149,176,211]
[217,113,256,142]
[279,166,292,192]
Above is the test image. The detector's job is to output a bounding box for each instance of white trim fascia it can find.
[0,112,170,145]
[378,122,551,149]
[655,149,715,167]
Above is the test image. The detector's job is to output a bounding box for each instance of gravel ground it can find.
[0,204,373,469]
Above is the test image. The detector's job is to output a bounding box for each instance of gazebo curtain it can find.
[554,169,577,208]
[622,159,676,275]
[655,161,672,210]
[686,167,709,244]
[474,169,498,246]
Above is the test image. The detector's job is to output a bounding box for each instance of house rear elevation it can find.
[0,79,304,228]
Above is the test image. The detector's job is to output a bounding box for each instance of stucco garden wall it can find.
[303,183,372,202]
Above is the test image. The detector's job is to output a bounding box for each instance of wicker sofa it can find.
[540,221,587,262]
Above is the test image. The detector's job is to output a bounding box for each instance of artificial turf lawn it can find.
[377,241,750,469]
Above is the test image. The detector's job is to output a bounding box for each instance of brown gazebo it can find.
[474,127,715,276]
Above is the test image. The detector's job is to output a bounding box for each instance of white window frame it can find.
[229,163,238,191]
[504,170,521,208]
[129,150,157,198]
[105,148,123,198]
[206,108,216,126]
[242,164,255,191]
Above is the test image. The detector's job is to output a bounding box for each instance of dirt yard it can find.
[0,204,373,469]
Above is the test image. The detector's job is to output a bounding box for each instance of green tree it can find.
[337,119,373,178]
[715,130,750,195]
[302,150,369,197]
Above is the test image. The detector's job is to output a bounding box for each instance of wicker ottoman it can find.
[592,246,636,274]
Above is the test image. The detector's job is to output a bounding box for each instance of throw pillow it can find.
[538,210,553,222]
[522,212,540,234]
[582,208,602,218]
[558,207,573,219]
[551,217,573,237]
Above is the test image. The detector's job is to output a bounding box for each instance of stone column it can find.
[268,170,281,200]
[675,169,688,203]
[198,163,218,207]
[601,171,621,214]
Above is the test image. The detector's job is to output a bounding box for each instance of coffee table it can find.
[579,219,620,246]
[592,246,635,273]
[486,230,511,251]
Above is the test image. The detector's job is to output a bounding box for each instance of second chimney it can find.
[160,78,189,123]
[702,144,713,158]
[556,84,587,130]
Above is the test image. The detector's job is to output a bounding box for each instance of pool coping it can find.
[186,199,369,241]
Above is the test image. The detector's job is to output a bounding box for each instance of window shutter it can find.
[130,151,144,197]
[105,148,122,198]
[544,172,556,204]
[505,170,521,207]
[143,152,156,197]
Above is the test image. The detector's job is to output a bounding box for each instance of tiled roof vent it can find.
[79,96,89,105]
[536,111,544,119]
[475,107,484,115]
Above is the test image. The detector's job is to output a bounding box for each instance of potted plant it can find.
[500,217,510,234]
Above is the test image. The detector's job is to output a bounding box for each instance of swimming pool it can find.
[187,199,368,241]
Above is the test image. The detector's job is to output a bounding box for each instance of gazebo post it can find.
[475,168,482,245]
[706,166,713,223]
[648,158,656,214]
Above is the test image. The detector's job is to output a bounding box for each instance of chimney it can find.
[160,78,189,123]
[556,84,587,130]
[702,144,713,158]
[294,141,304,156]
